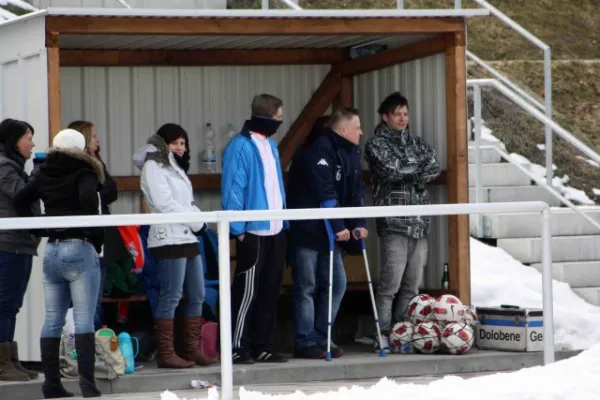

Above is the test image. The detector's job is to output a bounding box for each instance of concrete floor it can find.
[0,347,580,400]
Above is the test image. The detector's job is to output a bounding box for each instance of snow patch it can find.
[162,344,600,400]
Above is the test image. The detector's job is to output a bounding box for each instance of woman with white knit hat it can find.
[15,128,104,398]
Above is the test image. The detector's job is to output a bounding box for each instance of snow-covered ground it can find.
[470,238,600,350]
[162,359,600,400]
[163,345,600,400]
[162,238,600,400]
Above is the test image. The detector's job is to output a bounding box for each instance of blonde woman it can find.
[67,121,123,330]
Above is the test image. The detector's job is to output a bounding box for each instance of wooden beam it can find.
[333,76,353,109]
[46,16,465,35]
[46,32,61,142]
[444,31,470,305]
[113,170,447,192]
[336,36,446,77]
[59,48,346,67]
[278,68,341,167]
[116,174,222,192]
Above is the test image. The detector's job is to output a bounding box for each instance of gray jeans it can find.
[375,234,428,334]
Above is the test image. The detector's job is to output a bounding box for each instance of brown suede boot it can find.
[10,341,38,379]
[182,317,217,366]
[0,342,29,381]
[155,319,195,369]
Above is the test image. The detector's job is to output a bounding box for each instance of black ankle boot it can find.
[75,333,101,398]
[40,338,74,399]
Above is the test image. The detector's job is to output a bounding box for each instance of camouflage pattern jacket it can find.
[364,122,441,239]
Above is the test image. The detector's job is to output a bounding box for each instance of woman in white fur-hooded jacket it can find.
[133,123,216,369]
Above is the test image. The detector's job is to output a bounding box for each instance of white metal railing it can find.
[0,203,555,399]
[468,78,600,238]
[466,50,545,112]
[466,0,553,185]
[471,145,600,237]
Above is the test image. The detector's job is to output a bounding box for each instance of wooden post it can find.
[333,76,353,109]
[46,31,61,142]
[444,30,471,305]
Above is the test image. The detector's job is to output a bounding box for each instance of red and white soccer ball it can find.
[412,321,441,354]
[407,294,435,324]
[432,294,464,325]
[455,305,478,328]
[389,321,415,352]
[440,322,475,354]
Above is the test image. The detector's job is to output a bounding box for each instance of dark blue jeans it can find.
[0,252,33,342]
[292,245,346,349]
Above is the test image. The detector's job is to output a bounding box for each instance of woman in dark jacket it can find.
[15,128,104,398]
[67,120,125,330]
[0,119,41,382]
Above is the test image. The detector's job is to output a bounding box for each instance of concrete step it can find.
[573,287,600,306]
[468,163,532,187]
[529,261,600,288]
[497,235,600,264]
[468,146,502,164]
[0,348,581,400]
[469,186,562,207]
[470,207,600,238]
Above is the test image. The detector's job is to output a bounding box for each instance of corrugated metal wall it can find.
[0,15,49,362]
[60,65,331,214]
[31,0,227,9]
[354,53,448,289]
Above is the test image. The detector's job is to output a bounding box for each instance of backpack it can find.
[59,313,126,381]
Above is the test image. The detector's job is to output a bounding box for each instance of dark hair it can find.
[156,123,190,152]
[251,94,283,118]
[304,115,330,147]
[327,106,360,130]
[378,92,409,115]
[0,118,34,162]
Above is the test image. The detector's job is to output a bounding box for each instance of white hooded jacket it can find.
[133,135,204,249]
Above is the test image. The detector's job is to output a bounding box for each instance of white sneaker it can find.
[373,336,391,354]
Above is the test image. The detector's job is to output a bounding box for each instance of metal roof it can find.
[45,7,489,18]
[59,33,434,50]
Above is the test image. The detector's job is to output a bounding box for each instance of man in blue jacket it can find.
[287,107,368,359]
[222,94,288,364]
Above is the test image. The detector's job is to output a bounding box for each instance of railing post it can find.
[541,207,555,364]
[544,47,553,186]
[474,84,484,237]
[397,0,404,9]
[217,220,234,400]
[455,0,462,8]
[262,0,269,10]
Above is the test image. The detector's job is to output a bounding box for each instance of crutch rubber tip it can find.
[379,348,387,357]
[325,352,332,361]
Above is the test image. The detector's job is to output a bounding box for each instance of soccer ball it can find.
[412,322,441,354]
[389,321,415,352]
[407,294,435,324]
[440,322,474,355]
[455,305,478,328]
[432,295,464,325]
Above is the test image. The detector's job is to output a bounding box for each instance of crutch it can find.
[354,229,386,357]
[324,219,336,362]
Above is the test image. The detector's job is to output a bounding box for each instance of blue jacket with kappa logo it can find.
[287,128,366,252]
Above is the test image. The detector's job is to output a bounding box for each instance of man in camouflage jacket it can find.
[364,92,440,353]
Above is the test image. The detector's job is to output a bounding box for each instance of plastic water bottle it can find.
[118,332,138,374]
[202,122,216,173]
[226,123,236,140]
